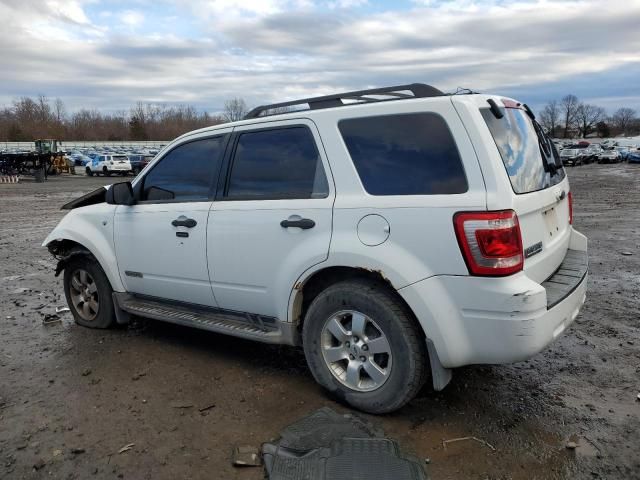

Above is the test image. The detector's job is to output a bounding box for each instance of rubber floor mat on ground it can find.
[262,408,427,480]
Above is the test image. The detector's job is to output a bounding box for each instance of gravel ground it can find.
[0,164,639,480]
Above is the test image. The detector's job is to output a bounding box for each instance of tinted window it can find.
[142,136,225,201]
[338,113,467,195]
[481,108,565,194]
[226,127,329,200]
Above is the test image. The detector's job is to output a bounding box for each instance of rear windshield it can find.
[481,107,565,194]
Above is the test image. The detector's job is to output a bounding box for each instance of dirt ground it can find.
[1,165,639,480]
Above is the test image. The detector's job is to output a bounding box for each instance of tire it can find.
[103,167,111,177]
[86,168,93,176]
[63,254,115,329]
[302,279,427,414]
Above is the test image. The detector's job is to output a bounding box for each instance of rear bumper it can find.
[399,229,588,368]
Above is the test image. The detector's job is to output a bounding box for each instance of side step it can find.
[112,292,299,346]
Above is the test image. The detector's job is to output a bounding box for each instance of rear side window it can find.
[338,113,467,195]
[481,107,565,194]
[142,136,225,202]
[226,126,329,200]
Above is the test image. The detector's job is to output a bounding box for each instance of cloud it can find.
[120,10,144,28]
[0,0,638,115]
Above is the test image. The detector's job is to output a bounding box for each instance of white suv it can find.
[86,154,132,176]
[44,84,588,413]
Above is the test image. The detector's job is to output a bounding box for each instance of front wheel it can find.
[302,279,428,414]
[63,254,115,329]
[86,168,93,176]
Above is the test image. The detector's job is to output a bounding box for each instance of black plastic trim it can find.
[61,187,107,210]
[542,249,588,309]
[245,83,445,119]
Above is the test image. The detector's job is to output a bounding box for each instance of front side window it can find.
[142,136,225,201]
[226,126,329,200]
[338,113,468,195]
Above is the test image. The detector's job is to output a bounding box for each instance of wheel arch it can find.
[289,265,419,333]
[44,225,124,292]
[289,265,454,392]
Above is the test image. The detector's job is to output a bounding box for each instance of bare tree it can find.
[54,98,66,122]
[576,103,606,138]
[612,107,636,136]
[538,100,560,137]
[223,97,248,122]
[560,94,579,138]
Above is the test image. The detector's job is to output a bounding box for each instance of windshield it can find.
[481,107,565,194]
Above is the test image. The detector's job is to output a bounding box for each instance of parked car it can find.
[626,148,640,163]
[615,146,632,161]
[85,154,132,176]
[597,150,621,164]
[584,144,603,162]
[44,84,587,414]
[560,148,584,166]
[128,154,155,175]
[68,153,92,167]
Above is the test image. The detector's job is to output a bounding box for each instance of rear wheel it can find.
[63,255,115,329]
[302,279,427,414]
[86,167,93,176]
[103,167,111,176]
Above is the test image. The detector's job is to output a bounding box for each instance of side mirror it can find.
[106,182,135,206]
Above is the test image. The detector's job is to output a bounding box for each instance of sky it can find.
[0,0,639,116]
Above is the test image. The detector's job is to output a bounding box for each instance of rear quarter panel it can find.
[305,97,487,289]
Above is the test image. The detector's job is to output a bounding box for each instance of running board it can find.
[112,293,299,346]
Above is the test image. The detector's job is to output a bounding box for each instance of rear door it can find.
[207,119,334,320]
[479,100,571,283]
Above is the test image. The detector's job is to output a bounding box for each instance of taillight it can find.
[453,210,523,276]
[568,191,573,224]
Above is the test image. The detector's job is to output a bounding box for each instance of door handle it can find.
[280,218,315,229]
[172,216,197,228]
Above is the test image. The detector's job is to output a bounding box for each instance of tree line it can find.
[538,95,639,139]
[2,93,639,141]
[0,96,250,142]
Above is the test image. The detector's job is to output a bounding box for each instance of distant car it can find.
[626,149,640,163]
[615,146,632,161]
[584,144,602,162]
[68,153,93,167]
[85,154,132,176]
[597,150,621,164]
[128,155,155,175]
[560,148,584,166]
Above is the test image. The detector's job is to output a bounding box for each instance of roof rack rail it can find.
[244,83,445,119]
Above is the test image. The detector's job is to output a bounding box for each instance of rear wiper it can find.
[523,104,559,175]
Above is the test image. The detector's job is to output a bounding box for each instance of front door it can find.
[208,120,334,320]
[114,131,230,306]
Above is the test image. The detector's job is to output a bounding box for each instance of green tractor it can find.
[35,139,69,175]
[34,139,60,154]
